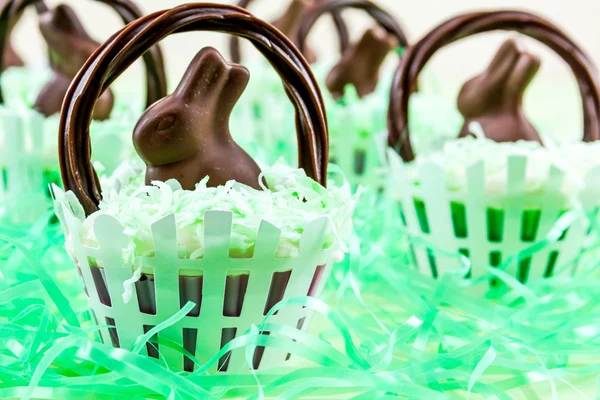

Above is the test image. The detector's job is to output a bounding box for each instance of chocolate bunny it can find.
[34,4,114,120]
[457,39,542,143]
[133,47,262,190]
[296,0,408,100]
[326,26,397,99]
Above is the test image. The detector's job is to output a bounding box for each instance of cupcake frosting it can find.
[57,160,358,265]
[405,136,600,201]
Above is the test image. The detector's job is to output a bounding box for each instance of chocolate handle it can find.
[229,0,349,64]
[388,11,600,161]
[0,0,167,107]
[297,0,408,58]
[59,3,329,216]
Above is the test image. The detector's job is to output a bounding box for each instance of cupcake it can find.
[296,0,408,191]
[0,0,166,224]
[387,11,600,283]
[53,3,356,373]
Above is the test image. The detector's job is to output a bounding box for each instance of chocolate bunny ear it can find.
[134,47,262,190]
[34,3,114,120]
[271,0,317,63]
[271,0,311,38]
[174,47,250,110]
[229,0,349,64]
[42,3,92,39]
[457,39,542,143]
[296,0,408,99]
[326,26,397,99]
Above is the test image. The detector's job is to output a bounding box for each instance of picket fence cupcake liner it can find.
[55,4,355,372]
[386,11,600,283]
[53,171,351,372]
[389,142,600,281]
[0,71,141,223]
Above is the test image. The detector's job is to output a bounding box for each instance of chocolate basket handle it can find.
[388,11,600,162]
[229,0,349,64]
[0,0,167,107]
[297,0,408,58]
[59,3,329,216]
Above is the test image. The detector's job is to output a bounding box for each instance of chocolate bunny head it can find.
[296,0,408,100]
[457,39,542,143]
[133,47,262,190]
[326,26,397,99]
[34,4,114,120]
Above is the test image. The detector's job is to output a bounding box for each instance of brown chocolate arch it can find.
[59,3,329,216]
[296,0,409,56]
[229,0,349,64]
[0,0,167,107]
[388,11,600,162]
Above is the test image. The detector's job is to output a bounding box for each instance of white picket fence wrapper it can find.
[0,111,53,223]
[0,109,132,223]
[55,198,335,373]
[388,149,600,282]
[330,129,388,192]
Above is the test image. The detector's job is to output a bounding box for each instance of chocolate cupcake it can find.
[0,0,166,224]
[387,11,600,283]
[53,4,356,373]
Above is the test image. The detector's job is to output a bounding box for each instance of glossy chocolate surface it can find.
[58,4,329,216]
[458,39,542,143]
[297,0,408,99]
[134,47,262,190]
[35,4,114,119]
[388,11,600,161]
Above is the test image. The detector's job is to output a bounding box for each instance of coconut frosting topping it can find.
[56,160,358,264]
[405,136,600,202]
